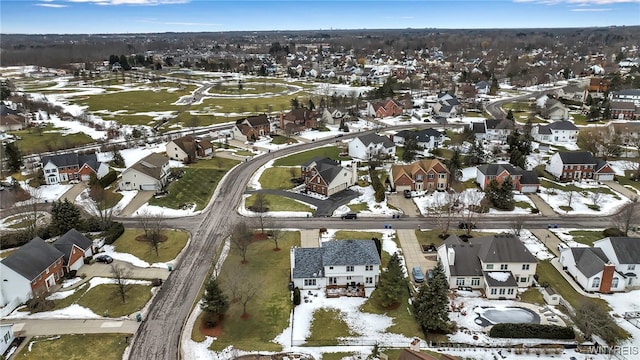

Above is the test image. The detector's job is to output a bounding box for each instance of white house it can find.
[437,234,537,300]
[559,247,627,293]
[532,121,579,144]
[118,153,170,191]
[391,128,444,151]
[348,133,396,160]
[0,323,14,356]
[166,135,214,163]
[593,237,640,288]
[290,239,381,297]
[42,152,109,185]
[471,119,514,142]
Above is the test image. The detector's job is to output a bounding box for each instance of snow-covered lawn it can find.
[538,180,629,215]
[413,189,534,216]
[100,244,175,268]
[601,290,640,357]
[519,229,554,261]
[549,228,603,248]
[334,185,402,217]
[238,194,315,218]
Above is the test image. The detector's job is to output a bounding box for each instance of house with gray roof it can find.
[348,133,396,160]
[301,157,357,197]
[559,246,626,293]
[593,237,640,288]
[42,152,109,185]
[532,120,580,144]
[476,163,540,193]
[546,151,615,182]
[391,128,444,151]
[0,238,65,315]
[437,234,537,299]
[290,239,381,297]
[471,119,514,142]
[118,153,170,191]
[53,228,95,273]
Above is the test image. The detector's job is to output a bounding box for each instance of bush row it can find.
[489,323,575,339]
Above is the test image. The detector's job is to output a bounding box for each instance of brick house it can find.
[545,151,615,182]
[389,159,449,192]
[166,135,214,163]
[609,101,640,120]
[42,152,109,185]
[280,108,317,133]
[369,99,404,118]
[52,228,95,273]
[476,163,540,193]
[301,157,357,196]
[232,114,271,141]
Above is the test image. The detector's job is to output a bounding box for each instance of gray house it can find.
[118,153,170,191]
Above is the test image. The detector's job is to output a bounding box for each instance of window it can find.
[416,174,424,181]
[456,278,465,286]
[629,265,636,271]
[365,265,373,271]
[4,332,10,343]
[612,278,619,288]
[486,264,494,270]
[520,277,528,283]
[439,174,446,179]
[490,289,497,295]
[346,265,354,272]
[304,279,316,286]
[522,264,530,270]
[592,277,601,288]
[499,288,506,295]
[346,276,352,280]
[471,278,480,286]
[366,277,373,284]
[427,173,434,179]
[507,289,514,295]
[500,264,508,270]
[329,266,333,270]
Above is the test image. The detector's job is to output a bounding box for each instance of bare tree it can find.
[230,220,254,264]
[460,191,485,237]
[138,209,152,239]
[510,216,526,236]
[111,264,133,303]
[251,192,270,234]
[267,221,284,250]
[589,189,603,209]
[562,190,576,211]
[236,270,260,318]
[220,270,242,303]
[147,213,165,256]
[611,200,639,236]
[425,191,461,237]
[87,184,114,228]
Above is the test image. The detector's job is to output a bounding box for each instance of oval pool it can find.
[480,307,540,324]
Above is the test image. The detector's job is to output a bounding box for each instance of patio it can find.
[325,284,365,298]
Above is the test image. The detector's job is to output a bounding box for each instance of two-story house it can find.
[559,247,626,293]
[348,133,396,160]
[166,135,214,163]
[476,163,540,193]
[52,228,95,274]
[434,92,461,118]
[437,234,537,300]
[609,122,640,145]
[290,239,381,297]
[280,108,317,133]
[0,238,65,315]
[389,159,449,192]
[545,151,615,182]
[42,152,109,185]
[531,121,580,144]
[232,114,271,141]
[118,153,171,191]
[593,237,640,288]
[472,119,514,143]
[609,100,640,120]
[319,107,353,126]
[367,99,404,118]
[391,128,444,151]
[301,157,357,196]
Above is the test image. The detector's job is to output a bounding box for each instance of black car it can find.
[458,222,476,229]
[341,213,357,220]
[403,189,412,199]
[95,254,114,264]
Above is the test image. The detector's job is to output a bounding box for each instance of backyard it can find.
[17,334,129,360]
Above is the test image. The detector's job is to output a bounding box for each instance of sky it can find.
[0,0,638,34]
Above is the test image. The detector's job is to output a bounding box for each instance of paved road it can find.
[247,188,359,217]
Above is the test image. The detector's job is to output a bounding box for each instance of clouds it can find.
[513,0,639,13]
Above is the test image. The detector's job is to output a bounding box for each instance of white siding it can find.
[545,153,564,178]
[0,264,33,311]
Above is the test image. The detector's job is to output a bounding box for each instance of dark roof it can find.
[0,104,19,116]
[570,247,610,278]
[1,238,64,281]
[53,229,93,265]
[42,152,79,167]
[127,153,169,179]
[557,151,596,165]
[292,240,380,279]
[78,153,99,172]
[477,164,539,185]
[446,243,484,277]
[236,114,269,127]
[483,271,518,287]
[395,128,442,142]
[473,234,537,264]
[355,133,394,148]
[537,125,552,135]
[520,171,540,185]
[547,121,579,131]
[600,237,640,264]
[485,119,514,130]
[292,248,324,278]
[472,122,486,134]
[302,157,345,183]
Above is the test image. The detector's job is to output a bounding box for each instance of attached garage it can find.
[53,229,95,274]
[520,185,539,194]
[140,183,159,191]
[595,173,614,181]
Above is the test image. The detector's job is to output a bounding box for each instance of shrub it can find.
[293,287,301,306]
[99,170,118,188]
[26,295,55,313]
[603,228,625,238]
[103,221,125,245]
[489,323,575,339]
[151,278,163,287]
[202,311,222,328]
[530,208,540,214]
[66,270,77,279]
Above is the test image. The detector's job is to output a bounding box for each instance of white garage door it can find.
[69,258,84,272]
[81,174,91,181]
[141,184,158,191]
[520,185,538,194]
[395,185,411,192]
[597,174,614,181]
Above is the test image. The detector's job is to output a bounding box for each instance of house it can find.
[0,323,14,356]
[475,81,490,95]
[280,108,317,133]
[472,119,514,142]
[545,151,615,182]
[319,107,352,125]
[537,96,569,121]
[434,92,461,118]
[476,163,540,193]
[42,152,109,185]
[348,133,396,160]
[0,238,65,315]
[610,122,640,145]
[166,135,214,163]
[593,237,640,288]
[301,157,357,196]
[392,128,444,151]
[367,99,404,118]
[0,104,25,131]
[290,239,381,297]
[532,121,580,144]
[609,100,640,120]
[437,234,538,299]
[589,77,610,93]
[232,114,271,141]
[118,153,170,191]
[52,228,95,273]
[389,159,449,192]
[610,89,640,103]
[559,247,626,293]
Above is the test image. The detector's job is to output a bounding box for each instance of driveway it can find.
[119,191,155,216]
[603,180,639,200]
[5,319,140,337]
[60,183,86,202]
[387,193,421,217]
[396,229,438,282]
[247,189,359,217]
[527,194,556,216]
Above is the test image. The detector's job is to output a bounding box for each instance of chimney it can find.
[447,248,455,266]
[600,263,616,293]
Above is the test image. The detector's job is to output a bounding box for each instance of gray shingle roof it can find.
[558,151,596,165]
[292,248,324,278]
[1,238,64,281]
[570,247,610,278]
[302,157,345,184]
[395,129,442,143]
[472,122,486,134]
[547,121,579,131]
[446,243,484,277]
[53,229,93,266]
[292,240,380,279]
[600,237,640,264]
[42,152,100,172]
[128,153,169,179]
[356,133,394,149]
[473,234,537,264]
[477,164,539,185]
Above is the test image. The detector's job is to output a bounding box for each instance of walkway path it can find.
[396,229,437,280]
[603,180,639,200]
[78,260,172,282]
[527,194,556,216]
[528,228,563,257]
[5,319,139,336]
[550,258,601,299]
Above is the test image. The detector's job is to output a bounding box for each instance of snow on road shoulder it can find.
[100,245,173,268]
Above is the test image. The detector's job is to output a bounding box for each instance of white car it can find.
[69,180,80,184]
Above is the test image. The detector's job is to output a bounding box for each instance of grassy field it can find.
[519,288,545,305]
[514,200,533,209]
[568,230,604,246]
[540,179,619,197]
[334,231,383,241]
[270,135,297,145]
[53,283,152,317]
[149,157,239,210]
[206,232,300,352]
[258,167,299,190]
[347,202,369,213]
[12,125,96,155]
[76,86,194,114]
[274,146,350,166]
[414,229,495,248]
[615,171,640,192]
[305,309,355,346]
[17,334,129,360]
[193,92,313,114]
[112,228,188,263]
[360,285,423,339]
[246,193,315,213]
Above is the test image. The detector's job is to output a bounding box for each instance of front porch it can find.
[326,284,365,298]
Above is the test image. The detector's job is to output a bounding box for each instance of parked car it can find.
[69,179,80,184]
[95,254,113,264]
[341,213,357,220]
[412,266,425,283]
[458,221,476,229]
[403,189,412,199]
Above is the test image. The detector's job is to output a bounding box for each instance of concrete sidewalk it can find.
[78,260,172,281]
[396,229,438,279]
[527,194,556,216]
[3,319,139,336]
[550,258,601,299]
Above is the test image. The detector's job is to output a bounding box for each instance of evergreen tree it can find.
[496,176,515,210]
[446,148,463,181]
[464,139,485,166]
[112,150,125,167]
[50,199,81,236]
[509,148,525,168]
[377,253,406,308]
[485,178,501,206]
[489,78,499,95]
[4,141,24,173]
[506,109,514,121]
[200,277,229,327]
[402,137,419,163]
[413,261,450,333]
